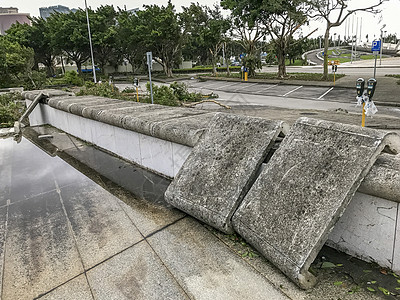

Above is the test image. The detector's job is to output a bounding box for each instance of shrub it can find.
[169,81,202,102]
[63,71,84,86]
[0,93,24,128]
[145,83,180,106]
[77,82,120,98]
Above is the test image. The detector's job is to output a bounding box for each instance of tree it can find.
[308,0,386,79]
[136,2,183,77]
[181,4,230,75]
[47,10,91,75]
[90,5,119,74]
[116,9,145,73]
[0,36,35,87]
[222,0,311,78]
[180,3,210,65]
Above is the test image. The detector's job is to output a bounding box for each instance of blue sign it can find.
[371,40,381,52]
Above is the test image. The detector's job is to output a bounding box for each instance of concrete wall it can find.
[27,102,191,178]
[25,94,400,275]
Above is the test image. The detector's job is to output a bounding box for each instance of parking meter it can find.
[133,78,139,87]
[367,78,377,100]
[356,78,365,97]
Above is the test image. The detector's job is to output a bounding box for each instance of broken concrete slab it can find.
[86,240,189,300]
[232,117,400,289]
[359,153,400,202]
[165,113,289,233]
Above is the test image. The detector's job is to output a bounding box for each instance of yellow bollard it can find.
[244,72,248,82]
[136,87,139,102]
[361,102,366,127]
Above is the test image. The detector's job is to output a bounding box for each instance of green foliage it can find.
[63,71,84,86]
[144,82,203,106]
[0,36,35,88]
[136,3,183,77]
[169,82,202,102]
[0,93,24,128]
[77,82,120,98]
[145,83,180,106]
[242,54,262,77]
[168,66,241,74]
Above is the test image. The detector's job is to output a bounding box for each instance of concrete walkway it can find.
[0,126,389,299]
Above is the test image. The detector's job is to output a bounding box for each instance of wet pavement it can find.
[0,125,398,299]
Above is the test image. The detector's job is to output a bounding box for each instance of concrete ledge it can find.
[359,154,400,202]
[46,95,213,147]
[232,117,400,289]
[22,89,74,100]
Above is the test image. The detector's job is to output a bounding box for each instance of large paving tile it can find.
[60,179,143,269]
[40,274,93,300]
[0,206,8,297]
[9,138,59,202]
[0,138,13,206]
[148,217,289,300]
[87,240,188,300]
[3,191,84,300]
[118,196,185,237]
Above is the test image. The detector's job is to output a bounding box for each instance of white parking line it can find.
[195,81,222,88]
[281,86,303,97]
[234,83,259,91]
[216,82,239,90]
[255,84,279,94]
[318,87,334,99]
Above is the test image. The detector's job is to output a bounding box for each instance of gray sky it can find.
[2,0,399,42]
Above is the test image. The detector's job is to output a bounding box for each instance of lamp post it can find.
[380,24,386,66]
[85,0,97,83]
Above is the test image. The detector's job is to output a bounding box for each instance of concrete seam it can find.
[0,200,9,300]
[392,202,399,269]
[143,218,193,300]
[54,180,95,299]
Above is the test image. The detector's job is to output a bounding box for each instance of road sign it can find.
[371,40,381,52]
[146,51,153,70]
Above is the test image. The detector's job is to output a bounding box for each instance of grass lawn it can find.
[285,59,304,66]
[385,74,400,85]
[206,72,345,82]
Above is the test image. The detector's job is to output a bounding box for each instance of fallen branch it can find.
[183,99,231,109]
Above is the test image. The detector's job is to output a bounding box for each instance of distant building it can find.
[0,7,30,35]
[39,5,77,20]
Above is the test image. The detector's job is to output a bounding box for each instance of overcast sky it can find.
[2,0,399,42]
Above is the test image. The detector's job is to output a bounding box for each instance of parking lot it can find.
[186,80,354,103]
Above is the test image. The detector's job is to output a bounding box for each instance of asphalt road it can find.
[261,65,400,76]
[184,79,400,119]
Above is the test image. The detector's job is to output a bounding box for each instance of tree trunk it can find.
[277,51,287,78]
[226,62,230,76]
[323,26,330,80]
[76,61,82,75]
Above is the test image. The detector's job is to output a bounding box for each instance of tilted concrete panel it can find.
[165,113,289,233]
[232,117,400,289]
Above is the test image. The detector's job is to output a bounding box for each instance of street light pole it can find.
[380,24,386,66]
[85,0,97,83]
